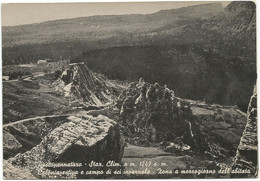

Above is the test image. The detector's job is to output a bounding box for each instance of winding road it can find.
[3,114,70,128]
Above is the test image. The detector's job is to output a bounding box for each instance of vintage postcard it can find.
[1,1,257,179]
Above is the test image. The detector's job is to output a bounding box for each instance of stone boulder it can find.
[6,113,124,179]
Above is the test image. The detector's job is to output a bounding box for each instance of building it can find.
[37,59,50,64]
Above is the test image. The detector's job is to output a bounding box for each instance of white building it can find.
[37,59,48,64]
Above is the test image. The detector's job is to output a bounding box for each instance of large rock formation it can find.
[5,113,124,179]
[53,63,120,107]
[117,78,209,153]
[232,85,257,177]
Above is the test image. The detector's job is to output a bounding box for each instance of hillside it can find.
[2,3,223,47]
[2,3,224,65]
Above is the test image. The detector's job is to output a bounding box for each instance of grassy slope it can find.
[3,76,70,124]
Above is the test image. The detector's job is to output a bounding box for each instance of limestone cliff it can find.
[232,85,257,177]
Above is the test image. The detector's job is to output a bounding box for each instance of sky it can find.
[2,1,231,26]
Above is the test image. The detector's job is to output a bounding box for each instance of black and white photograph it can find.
[1,1,257,179]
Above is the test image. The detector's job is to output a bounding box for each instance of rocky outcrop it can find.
[232,85,257,177]
[6,113,124,179]
[117,78,209,153]
[53,63,120,107]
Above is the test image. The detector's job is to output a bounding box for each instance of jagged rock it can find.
[7,113,124,179]
[231,85,257,177]
[53,63,119,107]
[117,79,209,153]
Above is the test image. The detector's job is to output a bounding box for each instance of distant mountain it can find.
[2,3,224,65]
[2,3,223,47]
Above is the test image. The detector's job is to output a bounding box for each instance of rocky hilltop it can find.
[117,78,209,153]
[232,85,257,177]
[3,62,126,179]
